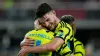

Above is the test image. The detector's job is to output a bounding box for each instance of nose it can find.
[45,22,49,27]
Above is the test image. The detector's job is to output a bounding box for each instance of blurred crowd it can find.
[0,0,100,21]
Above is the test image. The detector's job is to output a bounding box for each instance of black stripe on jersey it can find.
[62,27,71,52]
[62,21,65,27]
[63,27,70,40]
[69,40,74,53]
[62,43,67,49]
[56,21,71,55]
[60,21,71,41]
[67,39,70,42]
[60,21,66,28]
[65,23,67,27]
[62,51,71,56]
[74,52,84,56]
[70,35,73,40]
[52,51,56,56]
[75,44,82,48]
[54,33,57,36]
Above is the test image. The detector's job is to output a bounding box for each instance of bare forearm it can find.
[26,38,64,53]
[29,38,64,53]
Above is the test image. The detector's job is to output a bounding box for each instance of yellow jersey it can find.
[74,38,85,56]
[54,21,73,56]
[25,29,54,56]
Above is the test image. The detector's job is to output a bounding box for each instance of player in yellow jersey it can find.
[20,19,55,56]
[18,3,73,56]
[23,29,54,56]
[61,15,85,56]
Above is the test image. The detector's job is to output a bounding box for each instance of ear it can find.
[52,10,56,15]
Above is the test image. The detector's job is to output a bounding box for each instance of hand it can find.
[20,37,35,47]
[18,46,31,56]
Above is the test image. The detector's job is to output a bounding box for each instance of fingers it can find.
[18,52,25,56]
[23,42,34,47]
[21,39,35,47]
[18,48,27,56]
[18,50,24,56]
[25,38,35,45]
[30,41,34,44]
[28,44,34,47]
[26,37,35,41]
[24,40,35,45]
[25,38,35,43]
[24,38,35,43]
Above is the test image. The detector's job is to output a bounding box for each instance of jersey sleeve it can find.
[54,27,70,41]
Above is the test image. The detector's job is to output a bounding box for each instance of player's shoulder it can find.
[58,21,72,29]
[24,29,36,37]
[26,29,48,35]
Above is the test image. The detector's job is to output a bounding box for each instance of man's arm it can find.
[28,37,64,53]
[18,38,64,56]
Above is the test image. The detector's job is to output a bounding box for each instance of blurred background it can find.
[0,0,100,56]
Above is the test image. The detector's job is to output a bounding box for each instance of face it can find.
[38,11,57,31]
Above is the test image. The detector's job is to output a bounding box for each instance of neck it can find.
[56,17,60,26]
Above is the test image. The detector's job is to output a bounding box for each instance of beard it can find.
[48,21,56,31]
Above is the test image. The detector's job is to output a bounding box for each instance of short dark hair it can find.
[36,3,52,18]
[61,15,74,24]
